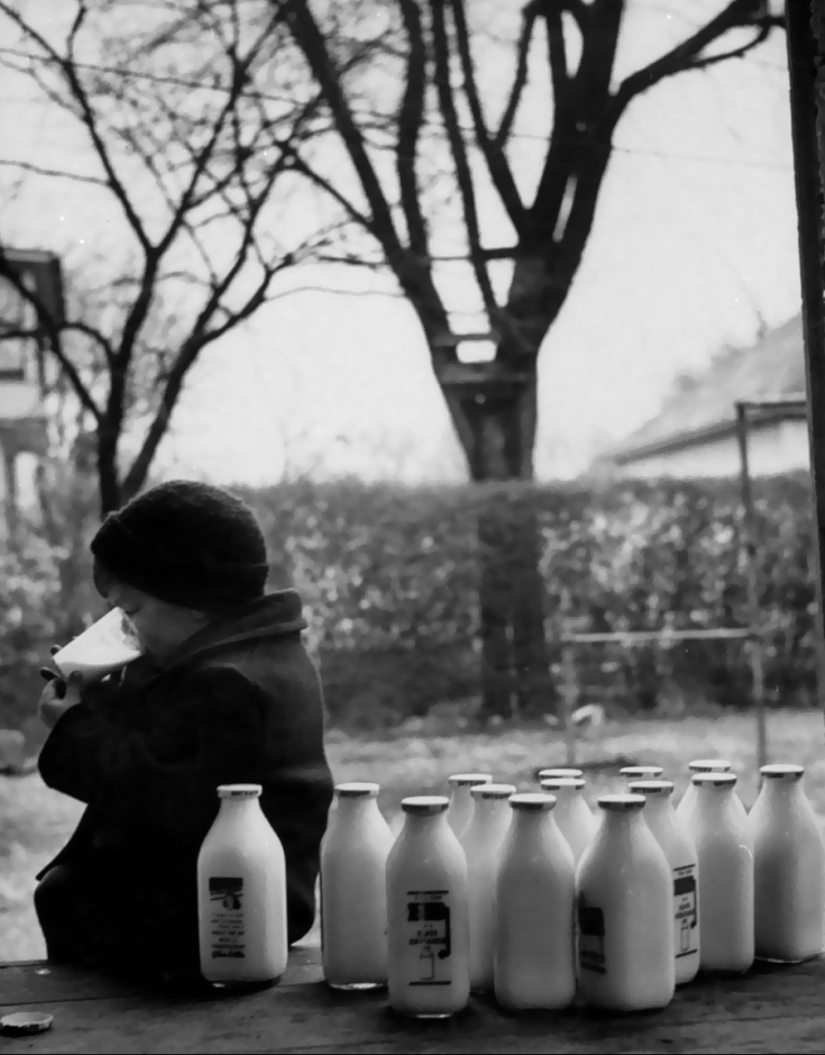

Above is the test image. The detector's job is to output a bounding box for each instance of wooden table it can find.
[2,946,825,1054]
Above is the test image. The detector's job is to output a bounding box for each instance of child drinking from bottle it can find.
[35,480,333,982]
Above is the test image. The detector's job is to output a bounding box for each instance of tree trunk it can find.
[445,374,550,722]
[96,423,122,517]
[2,444,19,553]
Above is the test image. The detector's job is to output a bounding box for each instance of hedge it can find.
[0,473,818,737]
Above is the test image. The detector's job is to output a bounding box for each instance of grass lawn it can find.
[2,708,823,963]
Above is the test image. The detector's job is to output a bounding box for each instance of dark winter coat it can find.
[35,590,333,976]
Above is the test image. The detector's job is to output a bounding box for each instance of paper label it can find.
[577,893,606,975]
[405,890,453,986]
[207,877,245,959]
[674,864,699,958]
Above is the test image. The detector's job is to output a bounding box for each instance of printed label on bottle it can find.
[208,877,246,959]
[405,890,452,986]
[673,865,698,958]
[577,893,606,975]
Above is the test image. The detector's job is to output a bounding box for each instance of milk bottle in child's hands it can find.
[575,794,675,1011]
[684,773,753,973]
[460,783,516,991]
[197,784,287,985]
[386,796,470,1018]
[539,777,597,864]
[321,783,395,989]
[51,607,143,684]
[446,773,492,837]
[494,793,576,1011]
[676,760,739,826]
[629,780,700,985]
[749,764,825,963]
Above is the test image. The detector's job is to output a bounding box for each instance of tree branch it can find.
[450,0,527,234]
[496,0,541,147]
[0,157,106,186]
[430,0,499,324]
[284,0,405,260]
[610,1,783,123]
[395,0,430,262]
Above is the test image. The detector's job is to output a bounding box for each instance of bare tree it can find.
[0,0,344,514]
[274,0,784,719]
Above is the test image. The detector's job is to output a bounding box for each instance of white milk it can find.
[52,608,143,683]
[197,784,287,985]
[494,793,576,1011]
[749,763,825,963]
[536,767,584,782]
[539,777,597,864]
[621,766,664,783]
[386,796,470,1018]
[676,759,734,827]
[321,782,395,989]
[628,780,700,985]
[576,794,675,1011]
[446,773,492,837]
[684,773,754,973]
[460,783,517,991]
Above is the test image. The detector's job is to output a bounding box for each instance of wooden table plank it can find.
[2,953,825,1054]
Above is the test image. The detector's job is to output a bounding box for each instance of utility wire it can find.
[0,45,794,173]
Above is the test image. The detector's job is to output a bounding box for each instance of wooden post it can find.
[560,643,578,766]
[786,0,825,725]
[1,442,19,552]
[735,403,767,770]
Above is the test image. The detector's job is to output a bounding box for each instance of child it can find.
[34,480,334,981]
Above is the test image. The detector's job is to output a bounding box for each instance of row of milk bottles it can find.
[194,759,825,1015]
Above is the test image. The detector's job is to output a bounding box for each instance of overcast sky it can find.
[0,3,800,487]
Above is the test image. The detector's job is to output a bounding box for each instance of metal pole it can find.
[735,403,767,770]
[785,0,825,728]
[560,643,578,766]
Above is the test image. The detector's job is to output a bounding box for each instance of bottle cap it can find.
[448,773,492,787]
[471,783,518,800]
[620,766,664,779]
[536,767,583,779]
[692,772,737,788]
[760,763,804,782]
[217,784,262,799]
[540,777,585,791]
[0,1013,54,1036]
[335,782,380,798]
[628,780,675,797]
[510,792,556,811]
[401,795,449,815]
[688,759,732,773]
[597,794,646,812]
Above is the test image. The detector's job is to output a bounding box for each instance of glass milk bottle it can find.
[621,766,664,784]
[494,794,576,1011]
[676,759,736,826]
[539,777,597,864]
[321,783,395,989]
[446,773,492,837]
[576,794,675,1011]
[460,783,517,991]
[749,764,825,963]
[197,784,287,985]
[684,773,753,973]
[628,780,700,985]
[386,796,470,1018]
[536,767,583,783]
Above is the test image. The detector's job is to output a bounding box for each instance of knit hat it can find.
[90,481,269,612]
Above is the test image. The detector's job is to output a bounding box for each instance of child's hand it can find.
[38,673,84,730]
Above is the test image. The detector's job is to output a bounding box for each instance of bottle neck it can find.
[695,785,735,815]
[403,811,449,838]
[639,796,670,821]
[335,796,378,822]
[761,779,804,808]
[601,809,645,835]
[511,809,550,837]
[218,797,260,821]
[470,798,511,831]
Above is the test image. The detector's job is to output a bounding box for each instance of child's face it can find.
[98,579,210,663]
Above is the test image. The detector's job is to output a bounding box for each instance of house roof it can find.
[606,315,807,465]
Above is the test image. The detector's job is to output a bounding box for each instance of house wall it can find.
[617,419,810,480]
